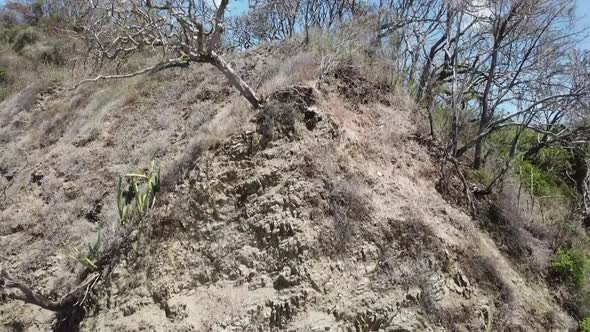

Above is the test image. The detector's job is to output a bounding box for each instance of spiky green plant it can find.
[64,246,98,270]
[117,160,161,225]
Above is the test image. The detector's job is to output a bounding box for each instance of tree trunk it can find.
[573,149,590,227]
[208,51,262,109]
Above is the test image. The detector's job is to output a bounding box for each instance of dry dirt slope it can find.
[0,46,577,331]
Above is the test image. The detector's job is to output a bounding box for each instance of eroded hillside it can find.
[0,44,578,331]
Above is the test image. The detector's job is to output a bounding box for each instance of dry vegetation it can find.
[0,1,588,331]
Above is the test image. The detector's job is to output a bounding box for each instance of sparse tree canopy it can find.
[75,0,262,108]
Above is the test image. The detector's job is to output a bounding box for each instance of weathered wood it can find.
[209,51,261,108]
[0,269,99,312]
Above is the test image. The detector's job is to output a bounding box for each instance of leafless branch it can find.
[0,270,100,312]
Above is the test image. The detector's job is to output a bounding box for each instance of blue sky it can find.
[577,0,590,49]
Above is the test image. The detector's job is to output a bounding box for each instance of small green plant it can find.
[117,160,161,225]
[581,316,590,332]
[64,246,98,270]
[552,248,588,288]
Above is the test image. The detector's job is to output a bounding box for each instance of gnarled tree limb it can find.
[0,269,100,312]
[74,0,262,108]
[70,58,189,90]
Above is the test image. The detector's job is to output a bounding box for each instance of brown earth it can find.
[0,45,576,331]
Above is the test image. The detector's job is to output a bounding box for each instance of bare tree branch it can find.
[70,57,189,90]
[0,269,100,312]
[74,0,262,108]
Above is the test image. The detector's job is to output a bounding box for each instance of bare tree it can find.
[462,0,581,169]
[74,0,262,108]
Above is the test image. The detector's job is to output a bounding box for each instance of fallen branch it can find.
[0,269,100,312]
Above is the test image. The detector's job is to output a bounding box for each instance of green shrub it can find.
[581,316,590,332]
[13,27,40,52]
[534,146,574,175]
[513,158,572,198]
[552,248,588,288]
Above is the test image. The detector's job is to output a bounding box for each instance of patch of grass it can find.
[258,52,319,96]
[581,316,590,332]
[551,248,588,288]
[0,26,22,44]
[22,42,64,65]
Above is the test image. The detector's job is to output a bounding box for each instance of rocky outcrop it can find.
[76,85,575,331]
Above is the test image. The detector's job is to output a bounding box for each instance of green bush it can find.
[513,158,572,198]
[534,146,574,175]
[13,27,40,52]
[552,248,588,288]
[581,316,590,332]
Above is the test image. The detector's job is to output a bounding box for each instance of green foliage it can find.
[552,248,588,288]
[117,160,161,225]
[30,43,65,65]
[430,104,478,144]
[469,167,494,186]
[485,127,575,199]
[64,245,98,270]
[430,105,449,137]
[13,27,40,53]
[582,317,590,332]
[487,127,517,157]
[533,146,574,176]
[66,163,161,270]
[513,158,572,198]
[0,87,9,102]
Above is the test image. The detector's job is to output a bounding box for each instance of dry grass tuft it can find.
[199,98,252,148]
[162,98,252,190]
[483,190,553,277]
[258,52,319,96]
[327,179,372,250]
